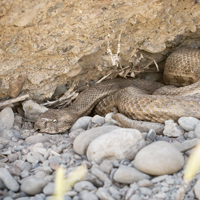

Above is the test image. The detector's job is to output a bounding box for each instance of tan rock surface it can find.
[1,0,200,100]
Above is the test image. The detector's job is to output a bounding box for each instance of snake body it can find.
[35,47,200,134]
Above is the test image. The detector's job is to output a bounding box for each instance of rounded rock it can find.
[0,107,14,130]
[178,117,200,131]
[73,126,119,155]
[25,135,50,144]
[87,128,145,164]
[23,100,48,121]
[195,123,200,138]
[21,176,46,195]
[134,141,184,175]
[113,165,150,184]
[43,182,54,196]
[0,168,19,192]
[194,178,200,199]
[73,181,96,192]
[70,116,92,132]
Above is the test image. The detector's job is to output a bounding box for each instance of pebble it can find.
[20,170,29,178]
[0,129,14,140]
[79,190,98,200]
[96,187,115,200]
[27,151,44,163]
[151,175,168,183]
[43,182,54,196]
[172,138,198,152]
[134,141,184,175]
[73,126,119,155]
[83,172,104,187]
[139,187,152,196]
[73,181,97,192]
[90,167,112,186]
[99,159,113,174]
[25,135,50,144]
[0,168,19,191]
[70,116,92,132]
[20,176,46,195]
[130,194,142,200]
[113,165,150,184]
[163,120,184,137]
[87,128,145,164]
[194,123,200,138]
[108,186,121,200]
[0,107,14,130]
[23,100,48,121]
[91,115,105,126]
[178,117,200,131]
[138,179,153,187]
[194,178,200,199]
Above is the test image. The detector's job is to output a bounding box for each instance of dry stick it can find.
[0,94,29,108]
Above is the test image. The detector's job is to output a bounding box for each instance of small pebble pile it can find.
[0,100,200,200]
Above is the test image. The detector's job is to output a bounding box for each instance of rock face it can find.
[1,0,200,100]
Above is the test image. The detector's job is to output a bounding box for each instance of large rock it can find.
[1,1,200,100]
[87,128,145,164]
[134,141,184,176]
[73,126,119,155]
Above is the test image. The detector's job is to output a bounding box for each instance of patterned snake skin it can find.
[35,48,200,134]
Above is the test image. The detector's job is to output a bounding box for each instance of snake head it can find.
[34,109,77,134]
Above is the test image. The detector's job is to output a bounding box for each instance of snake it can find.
[34,47,200,134]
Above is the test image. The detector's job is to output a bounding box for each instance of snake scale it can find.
[35,47,200,134]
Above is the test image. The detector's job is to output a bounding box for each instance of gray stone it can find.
[155,193,167,199]
[172,138,198,152]
[3,197,14,200]
[0,129,14,140]
[134,141,184,175]
[27,151,44,163]
[21,176,46,195]
[87,128,145,164]
[0,107,14,130]
[113,165,150,184]
[0,168,19,192]
[138,179,153,187]
[96,187,115,200]
[130,194,142,200]
[178,117,200,131]
[187,131,196,139]
[64,191,77,197]
[73,181,96,192]
[34,194,46,200]
[194,178,200,200]
[90,167,112,186]
[83,172,103,187]
[70,116,92,132]
[99,160,113,174]
[139,187,152,196]
[195,123,200,138]
[163,120,184,137]
[20,170,29,178]
[79,191,98,200]
[23,100,48,121]
[73,126,119,155]
[64,197,72,200]
[91,115,105,126]
[25,135,50,144]
[151,175,168,183]
[108,186,121,200]
[43,182,54,196]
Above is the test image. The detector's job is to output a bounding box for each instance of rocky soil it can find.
[0,102,200,200]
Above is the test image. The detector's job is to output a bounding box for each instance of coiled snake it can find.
[35,48,200,134]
